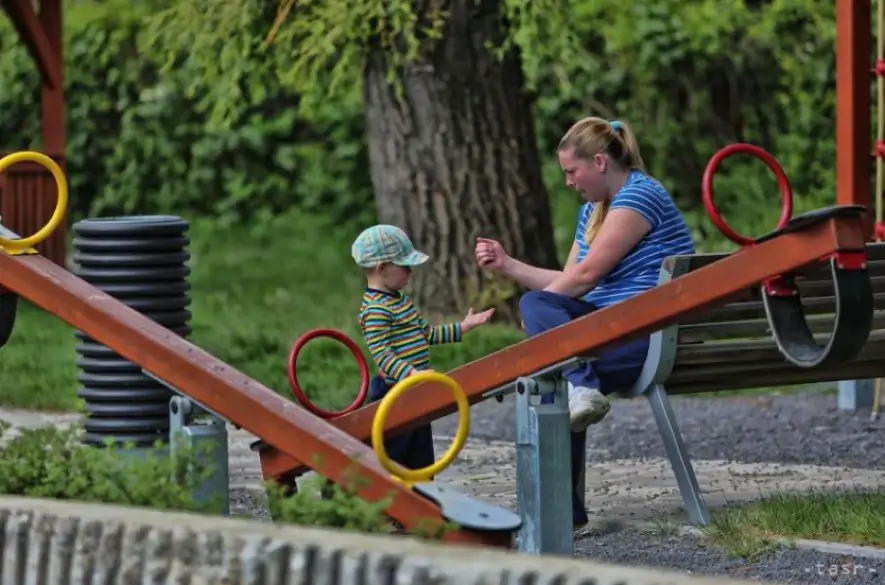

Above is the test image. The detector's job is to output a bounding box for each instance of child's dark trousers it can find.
[369,375,436,471]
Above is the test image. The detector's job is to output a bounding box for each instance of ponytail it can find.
[583,200,608,244]
[610,120,646,173]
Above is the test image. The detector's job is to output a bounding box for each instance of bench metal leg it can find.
[837,379,876,411]
[646,384,710,526]
[515,376,574,555]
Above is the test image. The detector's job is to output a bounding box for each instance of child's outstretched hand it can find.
[460,307,495,333]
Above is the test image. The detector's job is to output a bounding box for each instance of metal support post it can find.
[169,395,230,515]
[838,379,877,411]
[515,373,573,555]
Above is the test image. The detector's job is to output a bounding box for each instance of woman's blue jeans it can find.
[519,290,650,526]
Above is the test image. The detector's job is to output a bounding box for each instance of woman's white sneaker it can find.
[568,383,611,432]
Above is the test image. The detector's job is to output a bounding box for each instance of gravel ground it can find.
[423,390,885,581]
[434,390,885,469]
[574,528,884,584]
[227,482,885,584]
[231,390,885,582]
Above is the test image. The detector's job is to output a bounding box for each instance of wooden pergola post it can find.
[0,0,67,266]
[835,0,872,229]
[834,0,880,411]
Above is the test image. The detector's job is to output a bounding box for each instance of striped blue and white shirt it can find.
[576,170,695,308]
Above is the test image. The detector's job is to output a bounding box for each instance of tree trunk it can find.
[362,0,559,324]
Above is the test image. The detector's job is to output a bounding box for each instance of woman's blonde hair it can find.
[558,117,645,244]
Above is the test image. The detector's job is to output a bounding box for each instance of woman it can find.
[475,117,695,528]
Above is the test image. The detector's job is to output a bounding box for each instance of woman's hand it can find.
[475,237,512,273]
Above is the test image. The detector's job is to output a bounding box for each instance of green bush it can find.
[0,421,219,511]
[0,421,446,536]
[0,0,843,250]
[266,476,393,535]
[0,1,375,228]
[530,0,840,251]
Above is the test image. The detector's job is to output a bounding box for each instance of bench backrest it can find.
[623,242,885,397]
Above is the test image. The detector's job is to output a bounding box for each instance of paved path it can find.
[3,407,885,527]
[230,429,885,525]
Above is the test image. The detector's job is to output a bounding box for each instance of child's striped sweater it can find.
[358,288,461,382]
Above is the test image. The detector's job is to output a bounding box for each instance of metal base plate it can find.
[414,483,522,532]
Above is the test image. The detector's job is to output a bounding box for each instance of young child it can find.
[352,224,494,471]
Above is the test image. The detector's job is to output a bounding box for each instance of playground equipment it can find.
[287,327,578,554]
[0,150,521,547]
[372,371,470,485]
[253,144,882,553]
[871,0,885,419]
[287,328,369,419]
[832,0,885,413]
[0,150,66,348]
[572,145,885,528]
[702,144,873,369]
[370,371,522,536]
[0,151,67,253]
[0,143,879,551]
[72,216,192,448]
[287,325,575,552]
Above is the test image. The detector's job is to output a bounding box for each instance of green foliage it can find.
[529,0,840,251]
[0,421,425,535]
[0,422,220,512]
[143,0,581,123]
[0,0,845,250]
[144,0,439,121]
[0,2,374,228]
[266,474,393,534]
[0,303,78,411]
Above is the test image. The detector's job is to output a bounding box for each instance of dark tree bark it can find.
[363,0,559,324]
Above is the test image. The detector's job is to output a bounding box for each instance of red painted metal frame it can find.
[0,213,866,544]
[836,0,873,236]
[0,253,511,547]
[702,143,794,246]
[256,214,869,482]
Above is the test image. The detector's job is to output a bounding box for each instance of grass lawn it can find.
[0,209,832,412]
[0,211,523,412]
[705,487,885,560]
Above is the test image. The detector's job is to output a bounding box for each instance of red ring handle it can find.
[287,328,369,419]
[701,143,794,246]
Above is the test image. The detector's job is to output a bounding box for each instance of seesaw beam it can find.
[0,253,507,546]
[256,214,868,480]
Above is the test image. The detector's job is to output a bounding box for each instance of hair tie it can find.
[609,120,622,131]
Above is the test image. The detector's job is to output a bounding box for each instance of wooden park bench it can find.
[599,241,885,526]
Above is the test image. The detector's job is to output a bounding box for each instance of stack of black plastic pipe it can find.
[72,216,191,448]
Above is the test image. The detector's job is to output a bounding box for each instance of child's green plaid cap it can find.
[351,224,429,268]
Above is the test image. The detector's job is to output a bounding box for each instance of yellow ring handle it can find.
[372,371,470,486]
[0,151,69,250]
